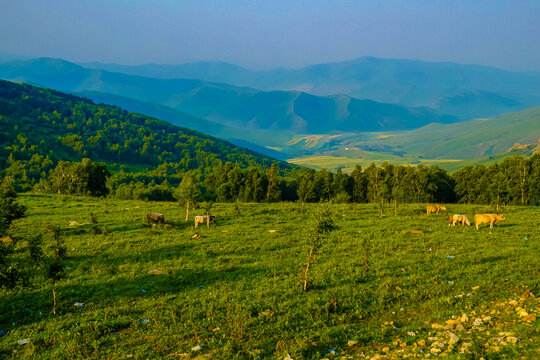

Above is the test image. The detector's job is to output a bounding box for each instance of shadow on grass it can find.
[0,263,271,330]
[66,242,198,266]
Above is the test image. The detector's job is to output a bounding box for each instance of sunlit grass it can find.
[1,195,538,359]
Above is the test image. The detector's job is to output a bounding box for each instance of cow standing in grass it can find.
[194,215,215,228]
[449,214,471,226]
[474,214,505,229]
[147,213,165,224]
[426,204,446,215]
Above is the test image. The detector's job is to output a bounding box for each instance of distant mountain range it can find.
[82,57,540,120]
[0,57,456,135]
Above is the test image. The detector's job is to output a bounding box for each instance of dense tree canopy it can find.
[0,79,294,191]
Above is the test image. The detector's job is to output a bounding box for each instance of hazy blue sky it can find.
[1,0,539,70]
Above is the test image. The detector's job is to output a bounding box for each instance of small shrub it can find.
[90,211,98,224]
[89,225,102,235]
[28,234,44,264]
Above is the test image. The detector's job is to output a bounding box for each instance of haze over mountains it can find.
[0,57,456,135]
[1,54,539,169]
[82,57,540,120]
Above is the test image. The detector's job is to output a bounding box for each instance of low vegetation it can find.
[0,195,538,359]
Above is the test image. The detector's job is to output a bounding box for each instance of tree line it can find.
[4,153,538,207]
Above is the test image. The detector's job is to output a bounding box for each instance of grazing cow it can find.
[427,204,447,215]
[194,215,215,228]
[474,214,505,230]
[449,214,471,226]
[147,213,165,224]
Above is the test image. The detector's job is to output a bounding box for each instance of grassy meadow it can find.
[1,195,538,359]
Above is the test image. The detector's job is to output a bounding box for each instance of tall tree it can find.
[266,163,281,202]
[297,168,317,204]
[0,177,26,236]
[350,165,367,203]
[174,174,200,221]
[390,165,407,215]
[365,163,386,216]
[0,177,26,289]
[528,153,540,206]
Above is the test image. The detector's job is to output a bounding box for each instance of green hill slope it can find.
[0,79,293,173]
[280,107,540,171]
[365,106,540,158]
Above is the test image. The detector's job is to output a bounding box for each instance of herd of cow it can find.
[145,204,505,231]
[146,212,216,228]
[427,204,506,230]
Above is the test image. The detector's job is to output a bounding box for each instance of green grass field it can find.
[1,195,538,359]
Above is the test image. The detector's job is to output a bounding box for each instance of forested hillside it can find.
[0,79,293,181]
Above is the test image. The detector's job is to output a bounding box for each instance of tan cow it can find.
[427,204,447,215]
[449,214,471,226]
[194,215,215,228]
[474,214,505,230]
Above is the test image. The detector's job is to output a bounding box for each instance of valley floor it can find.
[1,195,538,359]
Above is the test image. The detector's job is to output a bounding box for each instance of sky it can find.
[1,0,539,71]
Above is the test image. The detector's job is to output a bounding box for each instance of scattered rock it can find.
[506,336,519,344]
[191,345,202,351]
[347,340,357,347]
[407,331,416,336]
[68,221,89,227]
[447,332,459,345]
[1,236,13,244]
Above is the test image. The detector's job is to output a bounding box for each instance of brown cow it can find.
[474,214,505,230]
[194,215,215,228]
[147,213,165,224]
